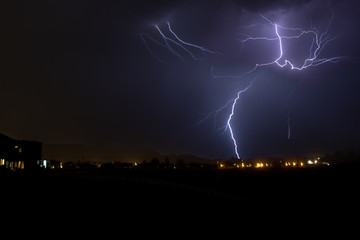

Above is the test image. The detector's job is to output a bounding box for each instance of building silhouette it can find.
[0,133,42,170]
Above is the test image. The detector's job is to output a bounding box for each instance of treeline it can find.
[322,151,360,166]
[61,158,216,170]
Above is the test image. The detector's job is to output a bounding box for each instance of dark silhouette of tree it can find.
[164,157,170,166]
[175,159,185,168]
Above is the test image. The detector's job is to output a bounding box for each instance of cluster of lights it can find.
[218,162,270,168]
[218,157,330,169]
[307,157,320,165]
[307,157,330,166]
[255,162,270,168]
[284,162,305,167]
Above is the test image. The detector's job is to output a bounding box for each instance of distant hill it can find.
[166,153,214,164]
[42,144,215,164]
[43,144,161,163]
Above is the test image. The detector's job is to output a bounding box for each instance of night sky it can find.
[2,0,360,159]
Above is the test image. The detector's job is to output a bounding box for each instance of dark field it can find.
[2,166,359,227]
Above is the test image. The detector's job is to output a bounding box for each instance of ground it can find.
[1,166,358,231]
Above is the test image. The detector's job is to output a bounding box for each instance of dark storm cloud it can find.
[123,0,312,13]
[27,0,312,25]
[2,0,313,33]
[231,0,312,11]
[119,0,313,23]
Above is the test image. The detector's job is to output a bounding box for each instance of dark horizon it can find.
[2,0,360,160]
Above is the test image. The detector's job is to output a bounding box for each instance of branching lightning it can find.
[208,13,348,159]
[211,14,347,79]
[140,22,220,63]
[227,83,253,159]
[141,12,347,159]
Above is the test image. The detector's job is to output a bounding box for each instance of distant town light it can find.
[255,163,264,168]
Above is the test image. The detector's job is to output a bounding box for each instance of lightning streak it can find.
[227,83,253,159]
[209,14,347,158]
[166,22,220,56]
[197,98,236,134]
[141,14,347,159]
[198,81,253,159]
[212,16,347,78]
[140,22,219,62]
[139,34,173,65]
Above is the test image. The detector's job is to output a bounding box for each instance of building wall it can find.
[0,134,42,170]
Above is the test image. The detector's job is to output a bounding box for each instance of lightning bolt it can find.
[141,13,348,160]
[287,102,291,140]
[227,83,253,159]
[198,80,254,159]
[166,22,220,57]
[140,22,220,63]
[209,13,348,159]
[211,14,348,78]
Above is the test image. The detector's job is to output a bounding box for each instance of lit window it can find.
[14,146,18,149]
